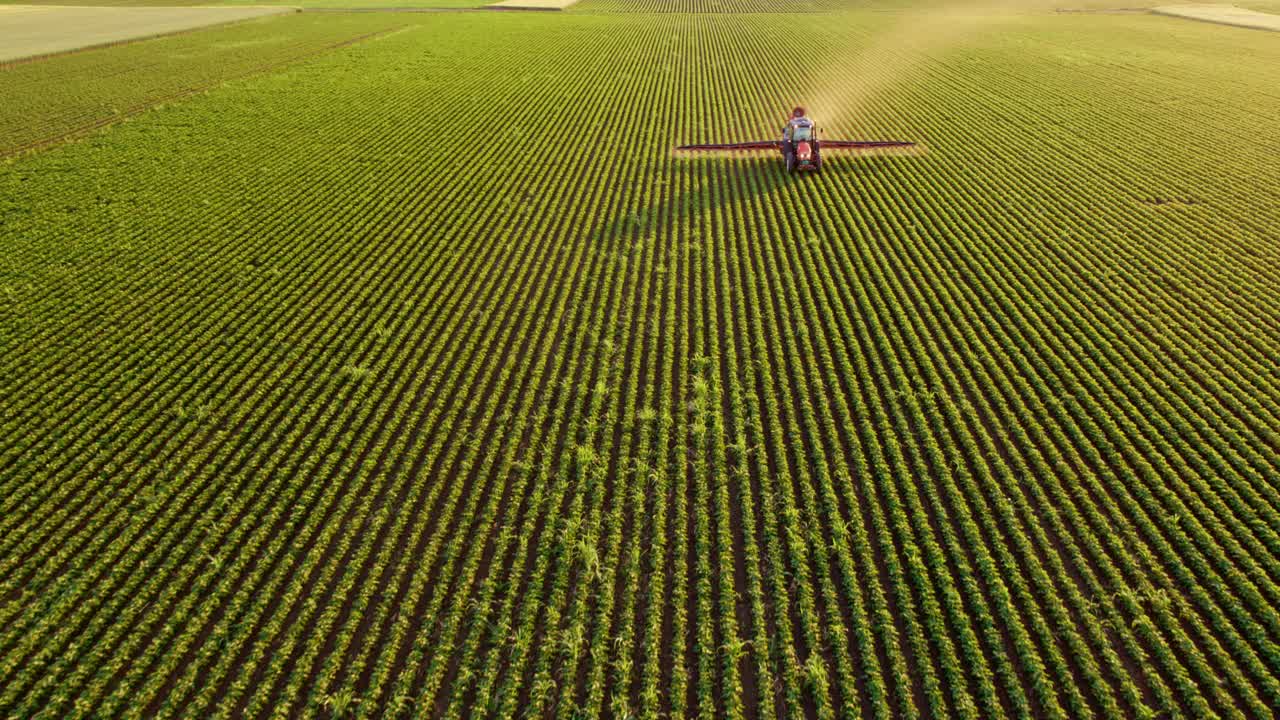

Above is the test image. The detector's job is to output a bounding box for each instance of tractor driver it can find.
[778,105,808,165]
[782,106,813,142]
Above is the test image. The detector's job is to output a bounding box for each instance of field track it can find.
[2,6,1280,719]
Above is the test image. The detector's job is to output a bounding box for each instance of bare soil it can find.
[0,5,294,62]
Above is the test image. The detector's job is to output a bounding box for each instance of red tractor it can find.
[783,122,822,173]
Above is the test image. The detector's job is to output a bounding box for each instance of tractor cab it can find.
[783,123,821,173]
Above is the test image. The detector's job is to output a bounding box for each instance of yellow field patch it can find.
[1152,3,1280,30]
[0,5,295,62]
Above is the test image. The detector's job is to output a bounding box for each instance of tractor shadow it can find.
[587,152,888,249]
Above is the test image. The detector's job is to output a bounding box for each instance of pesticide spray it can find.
[808,0,1056,135]
[672,0,1063,168]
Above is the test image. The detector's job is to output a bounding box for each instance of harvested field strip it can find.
[0,0,495,8]
[0,5,294,63]
[1153,3,1280,31]
[2,8,1280,720]
[0,0,213,6]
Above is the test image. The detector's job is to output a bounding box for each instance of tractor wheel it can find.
[813,148,822,171]
[785,151,796,174]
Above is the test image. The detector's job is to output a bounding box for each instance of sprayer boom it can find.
[675,139,913,152]
[674,127,915,173]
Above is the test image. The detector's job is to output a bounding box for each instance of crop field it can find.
[0,14,406,155]
[2,4,1280,719]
